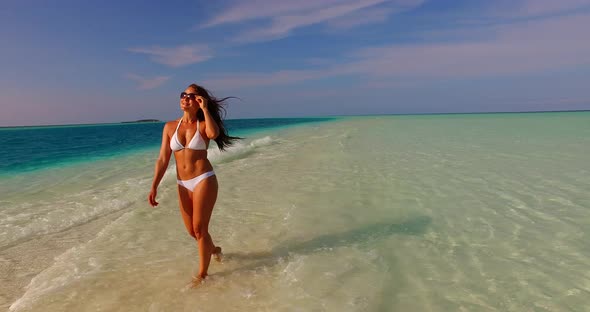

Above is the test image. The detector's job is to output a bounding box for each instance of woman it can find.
[148,84,239,286]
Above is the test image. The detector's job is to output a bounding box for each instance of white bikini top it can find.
[170,119,207,151]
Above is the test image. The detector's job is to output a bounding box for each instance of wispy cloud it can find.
[326,7,394,30]
[204,0,344,27]
[125,73,170,90]
[127,44,212,67]
[444,0,590,30]
[203,12,590,89]
[234,0,388,42]
[502,0,590,18]
[204,0,424,42]
[203,69,335,89]
[342,13,590,77]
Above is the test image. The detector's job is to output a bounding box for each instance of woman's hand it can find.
[196,96,208,110]
[148,188,159,207]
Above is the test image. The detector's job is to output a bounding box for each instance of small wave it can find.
[0,197,133,248]
[0,160,172,248]
[8,209,136,311]
[208,136,277,164]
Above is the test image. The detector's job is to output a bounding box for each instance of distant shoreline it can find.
[1,109,589,128]
[120,119,162,124]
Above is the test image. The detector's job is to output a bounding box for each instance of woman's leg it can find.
[179,181,222,249]
[192,175,219,279]
[179,184,220,258]
[178,185,196,239]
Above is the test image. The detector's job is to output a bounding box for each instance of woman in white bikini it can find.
[148,83,239,286]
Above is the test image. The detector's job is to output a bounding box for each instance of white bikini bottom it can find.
[177,171,215,191]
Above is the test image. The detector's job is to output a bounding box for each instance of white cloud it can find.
[344,12,590,78]
[486,0,590,19]
[326,7,394,30]
[203,12,590,88]
[125,74,170,90]
[510,0,590,17]
[203,69,334,89]
[204,0,344,27]
[205,0,424,42]
[127,44,211,67]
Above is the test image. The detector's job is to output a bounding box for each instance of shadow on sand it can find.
[215,215,432,277]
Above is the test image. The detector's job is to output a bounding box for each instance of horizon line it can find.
[1,109,589,129]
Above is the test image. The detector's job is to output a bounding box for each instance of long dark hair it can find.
[189,84,241,151]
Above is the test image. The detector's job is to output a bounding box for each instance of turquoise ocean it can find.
[1,113,589,311]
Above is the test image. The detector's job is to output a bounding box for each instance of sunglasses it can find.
[180,92,199,100]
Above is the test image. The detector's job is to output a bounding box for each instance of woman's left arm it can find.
[197,96,220,139]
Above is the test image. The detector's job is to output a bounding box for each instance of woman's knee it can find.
[193,223,208,240]
[187,229,196,239]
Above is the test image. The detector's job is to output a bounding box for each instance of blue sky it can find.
[1,0,590,126]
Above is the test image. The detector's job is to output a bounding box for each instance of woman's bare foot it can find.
[190,274,207,288]
[212,246,223,263]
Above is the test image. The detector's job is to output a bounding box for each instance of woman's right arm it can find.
[148,123,173,207]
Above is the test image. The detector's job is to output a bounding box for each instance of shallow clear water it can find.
[2,113,590,311]
[0,118,332,175]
